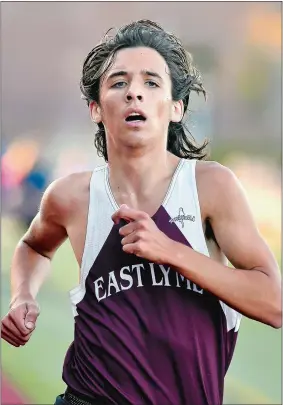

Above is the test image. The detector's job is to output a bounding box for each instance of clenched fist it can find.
[1,295,40,347]
[112,204,173,264]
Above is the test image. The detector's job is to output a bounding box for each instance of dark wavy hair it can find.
[80,20,209,161]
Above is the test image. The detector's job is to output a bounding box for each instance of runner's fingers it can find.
[1,329,21,347]
[121,231,139,246]
[8,307,29,334]
[1,324,22,344]
[3,316,28,338]
[1,322,31,344]
[8,310,36,336]
[119,221,136,236]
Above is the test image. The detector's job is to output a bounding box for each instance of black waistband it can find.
[65,387,113,405]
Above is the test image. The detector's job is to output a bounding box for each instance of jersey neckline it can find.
[104,158,185,218]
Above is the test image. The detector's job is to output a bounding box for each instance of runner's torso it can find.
[62,159,241,405]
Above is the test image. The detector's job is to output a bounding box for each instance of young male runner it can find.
[2,20,281,405]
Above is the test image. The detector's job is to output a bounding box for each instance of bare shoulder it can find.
[195,160,243,218]
[40,171,93,224]
[20,171,93,258]
[196,160,237,184]
[45,171,93,201]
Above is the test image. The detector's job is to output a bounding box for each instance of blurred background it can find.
[1,1,281,404]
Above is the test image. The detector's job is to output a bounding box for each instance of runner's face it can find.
[90,47,183,153]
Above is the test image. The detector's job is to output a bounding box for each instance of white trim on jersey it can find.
[163,159,242,332]
[68,159,242,332]
[69,165,113,316]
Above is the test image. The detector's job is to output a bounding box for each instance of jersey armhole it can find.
[191,160,242,332]
[190,160,210,257]
[69,167,103,299]
[79,169,97,283]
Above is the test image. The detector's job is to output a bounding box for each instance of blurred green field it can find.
[1,218,281,404]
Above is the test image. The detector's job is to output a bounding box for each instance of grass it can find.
[1,218,282,404]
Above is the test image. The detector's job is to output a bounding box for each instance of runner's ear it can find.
[90,102,102,124]
[171,100,184,123]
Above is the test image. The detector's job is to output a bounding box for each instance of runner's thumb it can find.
[24,304,39,330]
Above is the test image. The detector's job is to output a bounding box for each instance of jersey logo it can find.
[169,207,195,228]
[93,262,203,302]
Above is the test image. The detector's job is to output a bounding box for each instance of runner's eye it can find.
[112,81,127,88]
[146,81,159,88]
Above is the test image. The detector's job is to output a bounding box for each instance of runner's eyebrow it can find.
[141,70,163,81]
[106,70,163,82]
[107,71,128,81]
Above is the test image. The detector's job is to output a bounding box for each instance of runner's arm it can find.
[169,163,281,327]
[10,179,69,305]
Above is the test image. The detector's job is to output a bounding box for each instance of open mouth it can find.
[125,113,146,122]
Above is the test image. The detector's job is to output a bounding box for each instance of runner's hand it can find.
[1,295,40,347]
[112,204,173,264]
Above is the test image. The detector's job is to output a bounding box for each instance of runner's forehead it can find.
[105,47,170,81]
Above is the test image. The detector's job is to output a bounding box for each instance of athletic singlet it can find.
[62,159,242,405]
